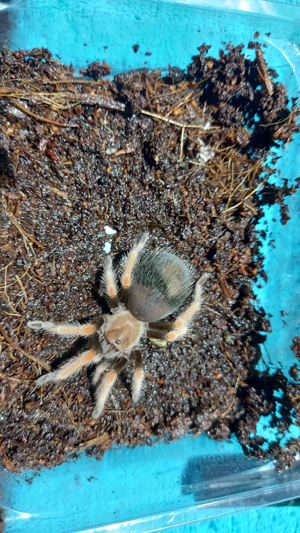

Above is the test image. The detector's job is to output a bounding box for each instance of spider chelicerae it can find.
[27,233,208,419]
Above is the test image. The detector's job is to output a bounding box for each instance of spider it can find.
[27,233,208,419]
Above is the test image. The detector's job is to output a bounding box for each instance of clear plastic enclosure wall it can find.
[0,1,300,533]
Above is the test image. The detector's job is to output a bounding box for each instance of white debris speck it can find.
[19,129,28,140]
[195,138,215,166]
[198,145,215,165]
[103,242,112,254]
[194,116,211,131]
[7,105,26,119]
[104,225,117,235]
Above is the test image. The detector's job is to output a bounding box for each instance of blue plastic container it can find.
[1,1,300,532]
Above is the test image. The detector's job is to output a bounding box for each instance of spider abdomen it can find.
[127,252,194,322]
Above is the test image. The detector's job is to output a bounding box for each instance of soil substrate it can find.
[0,43,300,472]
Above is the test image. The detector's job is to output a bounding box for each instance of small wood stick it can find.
[180,127,185,161]
[0,325,51,371]
[256,49,273,97]
[10,99,79,128]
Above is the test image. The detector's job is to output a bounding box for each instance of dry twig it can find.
[65,432,110,452]
[179,127,185,161]
[256,49,273,97]
[0,325,51,371]
[141,109,216,130]
[1,198,44,249]
[10,99,79,127]
[220,378,240,419]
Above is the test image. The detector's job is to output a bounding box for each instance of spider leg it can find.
[132,348,144,403]
[147,321,174,331]
[147,319,179,341]
[147,322,188,343]
[146,320,174,341]
[121,232,149,290]
[103,255,119,309]
[27,320,98,337]
[166,273,209,341]
[36,348,100,385]
[36,332,103,385]
[92,356,128,419]
[92,360,112,386]
[146,274,209,343]
[146,328,170,341]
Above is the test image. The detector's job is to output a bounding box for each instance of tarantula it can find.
[27,233,208,419]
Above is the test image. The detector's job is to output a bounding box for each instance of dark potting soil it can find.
[0,42,300,472]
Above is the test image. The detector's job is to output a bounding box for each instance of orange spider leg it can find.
[36,349,98,385]
[121,233,149,289]
[27,321,96,336]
